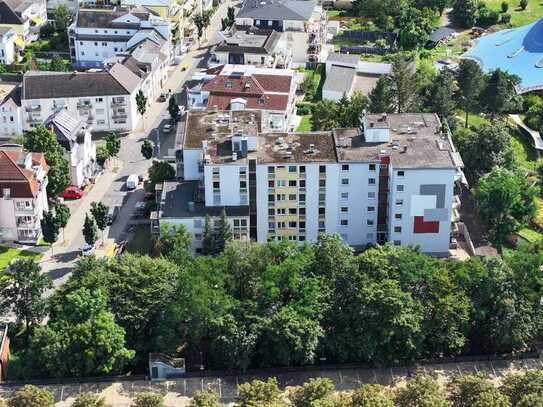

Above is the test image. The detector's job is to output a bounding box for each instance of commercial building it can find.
[187,64,298,132]
[0,0,47,46]
[156,110,464,255]
[234,0,326,64]
[21,64,142,133]
[45,109,97,188]
[0,145,48,243]
[68,7,172,69]
[211,27,291,68]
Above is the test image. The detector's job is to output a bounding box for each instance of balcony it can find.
[15,204,37,214]
[17,216,39,228]
[77,102,92,110]
[111,99,126,106]
[112,112,128,119]
[25,105,41,112]
[27,115,41,124]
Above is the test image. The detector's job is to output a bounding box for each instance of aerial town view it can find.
[2,0,543,404]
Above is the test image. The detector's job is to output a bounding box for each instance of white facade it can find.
[0,87,23,139]
[66,128,96,187]
[0,29,16,65]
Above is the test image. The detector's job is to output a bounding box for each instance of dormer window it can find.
[225,81,233,88]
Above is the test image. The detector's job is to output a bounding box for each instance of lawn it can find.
[297,65,325,102]
[297,115,313,131]
[517,227,543,243]
[510,131,540,171]
[484,0,543,26]
[0,245,42,272]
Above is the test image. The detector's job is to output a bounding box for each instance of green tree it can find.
[501,371,543,406]
[49,55,68,71]
[214,208,232,254]
[501,1,509,12]
[105,133,121,157]
[388,55,421,113]
[41,209,60,254]
[132,392,164,407]
[289,378,335,407]
[0,259,52,332]
[28,288,135,377]
[190,390,223,407]
[192,10,213,43]
[452,0,479,26]
[23,124,70,197]
[311,100,339,130]
[427,67,457,121]
[72,393,109,407]
[395,375,448,407]
[7,385,54,407]
[474,167,537,250]
[456,123,514,183]
[481,69,521,118]
[398,6,437,49]
[136,90,148,129]
[141,140,154,159]
[337,92,369,127]
[168,95,180,122]
[90,201,109,243]
[157,223,192,263]
[54,4,71,32]
[456,59,485,127]
[448,374,510,407]
[83,213,98,246]
[519,0,528,10]
[350,384,394,407]
[369,76,394,113]
[237,378,282,407]
[148,160,175,190]
[54,202,70,242]
[202,214,215,255]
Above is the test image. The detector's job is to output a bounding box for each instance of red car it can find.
[61,186,84,200]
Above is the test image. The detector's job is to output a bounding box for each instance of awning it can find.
[31,15,44,25]
[14,36,25,48]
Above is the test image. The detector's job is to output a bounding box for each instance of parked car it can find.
[80,243,95,256]
[126,174,139,190]
[158,93,167,102]
[163,123,173,133]
[61,186,84,200]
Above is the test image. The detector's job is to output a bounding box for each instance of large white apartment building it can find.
[0,146,48,243]
[21,64,142,133]
[156,110,464,255]
[234,0,326,64]
[68,6,172,69]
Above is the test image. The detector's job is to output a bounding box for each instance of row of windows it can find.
[193,218,247,228]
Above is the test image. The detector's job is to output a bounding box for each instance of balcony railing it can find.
[77,102,92,110]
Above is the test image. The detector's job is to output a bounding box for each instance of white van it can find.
[126,174,139,190]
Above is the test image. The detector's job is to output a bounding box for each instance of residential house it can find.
[0,0,47,46]
[156,110,465,255]
[45,109,97,188]
[121,0,202,55]
[234,0,326,64]
[0,83,23,139]
[21,64,142,133]
[68,7,172,69]
[187,64,298,131]
[211,27,291,68]
[0,325,9,382]
[0,146,48,243]
[0,27,17,64]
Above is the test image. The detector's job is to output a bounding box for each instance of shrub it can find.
[501,1,509,12]
[501,13,511,23]
[520,0,528,10]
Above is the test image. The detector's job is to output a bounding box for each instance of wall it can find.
[0,98,23,139]
[203,164,246,207]
[182,148,203,180]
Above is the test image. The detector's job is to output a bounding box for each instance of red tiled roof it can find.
[207,94,289,111]
[0,150,46,198]
[252,74,291,93]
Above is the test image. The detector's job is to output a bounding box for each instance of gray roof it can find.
[75,7,151,29]
[237,0,316,21]
[214,29,281,55]
[323,65,355,93]
[429,27,456,43]
[358,61,391,75]
[160,181,249,219]
[45,110,85,149]
[327,52,359,66]
[22,67,139,100]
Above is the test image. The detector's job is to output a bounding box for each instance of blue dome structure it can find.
[463,18,543,93]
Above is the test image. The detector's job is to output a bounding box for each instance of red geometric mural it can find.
[413,216,439,234]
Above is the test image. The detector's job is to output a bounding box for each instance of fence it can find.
[1,356,542,405]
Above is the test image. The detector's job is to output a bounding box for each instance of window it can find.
[394,226,402,233]
[269,221,275,229]
[194,233,202,241]
[395,213,402,220]
[289,208,297,215]
[225,81,233,88]
[341,178,349,185]
[394,240,401,246]
[268,180,275,188]
[318,207,325,215]
[240,181,247,189]
[368,178,376,185]
[342,164,349,171]
[340,219,348,226]
[369,164,376,171]
[276,194,286,201]
[319,165,326,173]
[288,165,297,172]
[268,20,273,26]
[319,193,325,202]
[213,167,220,175]
[114,47,118,52]
[396,184,404,192]
[289,221,297,228]
[277,208,286,215]
[341,192,349,200]
[299,221,306,229]
[277,180,286,187]
[299,166,306,173]
[341,207,348,213]
[319,179,326,187]
[289,194,297,200]
[368,192,376,199]
[397,170,405,177]
[95,97,103,102]
[299,180,306,188]
[299,207,306,215]
[268,166,275,173]
[256,19,260,24]
[367,219,374,226]
[288,180,297,187]
[268,208,275,216]
[240,167,247,175]
[268,194,275,202]
[319,221,325,229]
[213,181,220,189]
[299,194,306,202]
[194,219,203,228]
[367,206,375,212]
[396,199,404,206]
[94,42,98,46]
[299,235,306,241]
